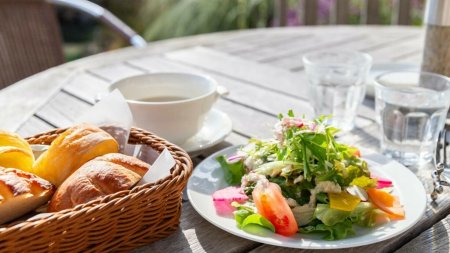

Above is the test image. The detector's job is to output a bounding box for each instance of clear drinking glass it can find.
[374,71,450,166]
[303,50,372,131]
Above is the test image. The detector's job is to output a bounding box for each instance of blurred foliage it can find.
[102,0,274,41]
[60,0,425,58]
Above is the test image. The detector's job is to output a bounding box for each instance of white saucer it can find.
[366,63,419,97]
[178,109,232,155]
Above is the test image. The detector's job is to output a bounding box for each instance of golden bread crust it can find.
[48,153,150,212]
[32,124,119,186]
[0,168,55,224]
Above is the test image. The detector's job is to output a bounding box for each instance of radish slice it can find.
[213,186,248,215]
[371,174,393,189]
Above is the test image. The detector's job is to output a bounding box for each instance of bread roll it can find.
[32,124,119,187]
[0,168,55,224]
[0,130,34,172]
[48,153,150,212]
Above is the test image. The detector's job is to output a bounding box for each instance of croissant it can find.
[0,168,55,224]
[32,124,119,187]
[48,153,149,212]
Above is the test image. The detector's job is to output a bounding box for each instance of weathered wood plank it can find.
[62,71,110,104]
[216,99,277,139]
[393,52,423,64]
[239,33,365,63]
[133,202,260,253]
[0,67,75,132]
[267,32,422,71]
[34,92,91,128]
[248,215,450,253]
[16,115,54,137]
[166,47,311,101]
[396,215,450,253]
[368,36,424,65]
[87,63,144,82]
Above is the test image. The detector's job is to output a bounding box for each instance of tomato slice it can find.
[367,188,405,220]
[252,182,298,236]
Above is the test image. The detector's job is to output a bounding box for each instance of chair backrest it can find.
[274,0,418,26]
[0,0,64,89]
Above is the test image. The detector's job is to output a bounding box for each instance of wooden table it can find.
[1,26,449,253]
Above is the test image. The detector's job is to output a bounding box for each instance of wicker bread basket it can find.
[0,127,193,252]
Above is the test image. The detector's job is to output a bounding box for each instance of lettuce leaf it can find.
[299,219,355,240]
[350,176,377,189]
[216,155,245,185]
[233,203,275,234]
[315,204,351,226]
[242,214,275,233]
[350,202,390,227]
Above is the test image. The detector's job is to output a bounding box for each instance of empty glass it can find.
[303,50,372,131]
[374,71,450,166]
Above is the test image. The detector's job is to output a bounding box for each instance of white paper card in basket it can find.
[77,89,176,184]
[137,148,176,185]
[77,89,133,153]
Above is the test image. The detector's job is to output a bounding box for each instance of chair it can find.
[274,0,417,26]
[0,0,146,90]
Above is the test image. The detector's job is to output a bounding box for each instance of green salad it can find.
[213,111,404,240]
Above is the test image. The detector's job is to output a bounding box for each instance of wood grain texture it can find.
[16,115,53,137]
[396,215,450,253]
[166,47,311,101]
[258,30,422,70]
[133,203,260,253]
[62,71,110,104]
[34,92,91,127]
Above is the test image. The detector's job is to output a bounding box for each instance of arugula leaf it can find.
[287,109,295,117]
[268,177,314,205]
[316,192,329,204]
[216,155,245,185]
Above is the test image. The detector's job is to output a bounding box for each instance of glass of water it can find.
[375,71,450,166]
[303,50,372,131]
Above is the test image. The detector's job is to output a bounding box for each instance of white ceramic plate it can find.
[366,64,419,97]
[187,146,427,249]
[179,109,232,155]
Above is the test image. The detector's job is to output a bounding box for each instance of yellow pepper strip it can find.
[329,192,361,211]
